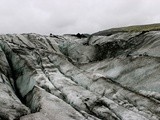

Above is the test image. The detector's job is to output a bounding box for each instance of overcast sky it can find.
[0,0,160,35]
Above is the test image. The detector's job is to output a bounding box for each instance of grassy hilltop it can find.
[93,23,160,36]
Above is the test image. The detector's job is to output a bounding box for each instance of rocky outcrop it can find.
[0,30,160,120]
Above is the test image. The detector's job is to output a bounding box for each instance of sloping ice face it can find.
[0,31,160,120]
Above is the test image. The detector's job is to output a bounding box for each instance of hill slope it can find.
[93,23,160,36]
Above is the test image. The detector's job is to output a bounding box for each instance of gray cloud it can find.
[0,0,160,35]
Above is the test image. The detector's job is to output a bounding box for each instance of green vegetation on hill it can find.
[93,23,160,36]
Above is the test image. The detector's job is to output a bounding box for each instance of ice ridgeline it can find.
[0,31,160,120]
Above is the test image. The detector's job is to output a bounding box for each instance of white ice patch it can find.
[105,66,123,79]
[92,73,105,80]
[121,111,148,120]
